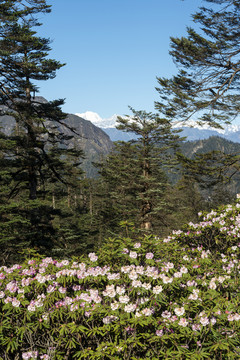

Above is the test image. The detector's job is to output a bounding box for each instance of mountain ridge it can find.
[76,111,240,143]
[0,98,113,177]
[2,102,240,180]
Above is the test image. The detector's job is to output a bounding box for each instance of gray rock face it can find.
[0,99,113,178]
[62,113,113,177]
[0,114,15,135]
[64,113,112,155]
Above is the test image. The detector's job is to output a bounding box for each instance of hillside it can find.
[180,135,240,158]
[2,100,240,180]
[61,114,113,177]
[0,98,113,178]
[178,136,240,197]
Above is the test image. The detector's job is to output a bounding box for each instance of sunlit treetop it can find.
[155,0,240,127]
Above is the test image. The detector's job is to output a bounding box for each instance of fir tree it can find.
[155,0,240,127]
[98,108,183,232]
[177,149,240,204]
[0,0,84,261]
[164,176,206,231]
[154,0,240,200]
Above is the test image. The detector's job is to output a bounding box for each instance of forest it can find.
[0,1,240,359]
[0,0,239,264]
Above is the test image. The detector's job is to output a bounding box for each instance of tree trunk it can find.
[52,192,56,209]
[29,167,37,200]
[140,150,152,229]
[140,201,152,230]
[67,186,71,208]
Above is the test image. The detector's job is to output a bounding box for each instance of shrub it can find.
[0,199,240,359]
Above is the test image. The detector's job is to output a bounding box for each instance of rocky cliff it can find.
[0,98,113,178]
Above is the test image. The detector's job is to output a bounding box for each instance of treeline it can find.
[1,0,240,264]
[0,105,235,264]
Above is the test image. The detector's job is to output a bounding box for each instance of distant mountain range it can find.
[76,111,139,141]
[2,102,240,180]
[76,111,118,129]
[77,111,240,143]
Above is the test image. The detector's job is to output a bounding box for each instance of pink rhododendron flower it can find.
[141,308,153,316]
[111,302,119,310]
[88,252,98,262]
[22,351,38,360]
[133,242,141,248]
[162,310,171,318]
[192,324,201,331]
[119,295,130,304]
[124,303,136,312]
[200,316,209,326]
[178,318,188,327]
[12,298,20,307]
[152,285,163,294]
[174,307,185,316]
[129,251,138,259]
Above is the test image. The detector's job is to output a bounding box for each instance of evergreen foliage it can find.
[155,0,240,127]
[98,108,183,233]
[164,175,206,230]
[1,0,239,266]
[154,0,240,209]
[0,0,84,261]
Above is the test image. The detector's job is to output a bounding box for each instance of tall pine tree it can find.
[98,108,182,232]
[155,0,240,127]
[0,0,84,262]
[154,0,240,200]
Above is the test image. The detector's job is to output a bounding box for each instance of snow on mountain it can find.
[172,120,240,134]
[105,114,119,128]
[76,111,103,125]
[223,124,240,134]
[76,111,240,142]
[76,111,119,128]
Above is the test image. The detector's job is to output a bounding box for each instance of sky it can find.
[37,0,201,119]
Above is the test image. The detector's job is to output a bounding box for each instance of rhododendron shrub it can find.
[178,199,240,252]
[0,201,240,359]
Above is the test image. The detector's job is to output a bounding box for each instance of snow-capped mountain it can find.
[76,111,240,143]
[172,119,240,134]
[76,111,119,129]
[76,111,139,141]
[172,121,240,143]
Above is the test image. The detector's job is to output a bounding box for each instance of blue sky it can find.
[38,0,200,118]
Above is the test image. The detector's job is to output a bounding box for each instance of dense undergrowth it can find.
[0,198,240,359]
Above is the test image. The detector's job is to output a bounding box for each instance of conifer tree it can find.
[177,150,240,204]
[154,0,240,198]
[164,175,206,231]
[0,0,84,261]
[98,108,182,232]
[155,0,240,127]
